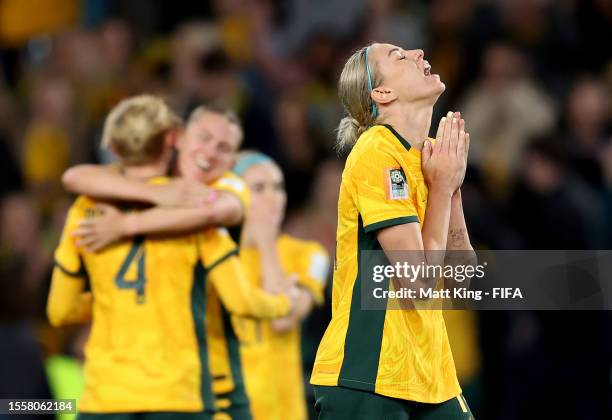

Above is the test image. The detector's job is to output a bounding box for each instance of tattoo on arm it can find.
[449,228,466,247]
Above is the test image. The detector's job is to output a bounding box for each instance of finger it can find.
[448,116,459,155]
[465,133,470,161]
[95,203,115,213]
[435,116,446,141]
[88,240,104,253]
[454,111,461,119]
[457,121,466,159]
[422,139,432,163]
[76,235,97,249]
[77,219,94,228]
[72,226,94,238]
[441,111,453,153]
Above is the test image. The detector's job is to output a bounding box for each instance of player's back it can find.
[56,195,223,413]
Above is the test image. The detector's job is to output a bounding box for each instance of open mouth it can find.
[424,61,431,76]
[195,155,211,171]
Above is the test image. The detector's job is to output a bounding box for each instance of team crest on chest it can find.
[386,168,409,200]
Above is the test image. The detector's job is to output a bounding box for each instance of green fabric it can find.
[45,355,84,420]
[216,401,253,420]
[314,386,474,420]
[338,215,387,392]
[191,261,216,411]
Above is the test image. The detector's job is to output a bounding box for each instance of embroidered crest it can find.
[387,168,408,200]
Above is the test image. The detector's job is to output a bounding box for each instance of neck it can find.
[381,101,434,151]
[122,158,168,180]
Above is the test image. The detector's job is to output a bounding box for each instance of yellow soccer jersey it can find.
[234,234,329,420]
[48,193,289,413]
[310,124,461,403]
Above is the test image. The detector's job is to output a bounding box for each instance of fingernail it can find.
[447,111,453,117]
[441,117,446,123]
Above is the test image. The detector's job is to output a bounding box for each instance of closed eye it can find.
[399,56,406,60]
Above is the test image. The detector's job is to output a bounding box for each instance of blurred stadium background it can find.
[0,0,611,419]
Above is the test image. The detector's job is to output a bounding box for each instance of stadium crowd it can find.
[0,0,611,419]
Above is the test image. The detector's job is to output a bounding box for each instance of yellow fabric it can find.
[0,0,78,45]
[23,123,70,184]
[443,310,480,382]
[233,235,329,420]
[310,125,461,403]
[211,171,250,215]
[48,185,254,413]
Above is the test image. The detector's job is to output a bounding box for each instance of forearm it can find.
[421,187,453,264]
[257,239,286,294]
[445,190,477,288]
[447,190,473,251]
[62,164,155,202]
[47,269,93,326]
[212,259,290,318]
[123,207,219,236]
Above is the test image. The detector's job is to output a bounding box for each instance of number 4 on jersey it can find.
[114,236,147,303]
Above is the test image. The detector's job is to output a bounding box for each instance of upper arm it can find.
[211,172,250,226]
[351,146,419,233]
[376,222,425,252]
[207,191,244,227]
[62,164,119,195]
[48,199,91,326]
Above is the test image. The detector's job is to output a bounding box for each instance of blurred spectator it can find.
[21,74,79,213]
[0,193,53,405]
[461,43,556,198]
[561,77,610,189]
[508,136,602,249]
[285,158,343,256]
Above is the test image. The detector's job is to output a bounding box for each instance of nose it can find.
[410,49,424,61]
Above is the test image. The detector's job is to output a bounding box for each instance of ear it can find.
[166,128,182,148]
[371,86,397,106]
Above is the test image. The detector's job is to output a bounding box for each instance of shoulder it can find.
[346,126,402,173]
[213,171,248,193]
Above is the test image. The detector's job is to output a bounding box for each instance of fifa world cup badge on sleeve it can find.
[387,168,408,200]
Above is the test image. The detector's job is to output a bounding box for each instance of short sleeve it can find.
[349,145,419,233]
[198,227,239,272]
[212,172,251,215]
[297,243,330,305]
[54,197,89,277]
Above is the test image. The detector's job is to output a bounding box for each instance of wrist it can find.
[122,213,138,236]
[428,185,454,200]
[452,188,462,201]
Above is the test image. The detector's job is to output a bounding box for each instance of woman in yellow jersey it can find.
[231,151,329,420]
[310,44,475,419]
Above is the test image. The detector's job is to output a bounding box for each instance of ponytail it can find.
[335,45,381,154]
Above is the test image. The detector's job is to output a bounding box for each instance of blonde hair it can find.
[336,45,382,152]
[102,95,181,165]
[187,105,244,146]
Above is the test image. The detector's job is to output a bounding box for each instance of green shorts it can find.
[77,411,215,420]
[314,385,473,420]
